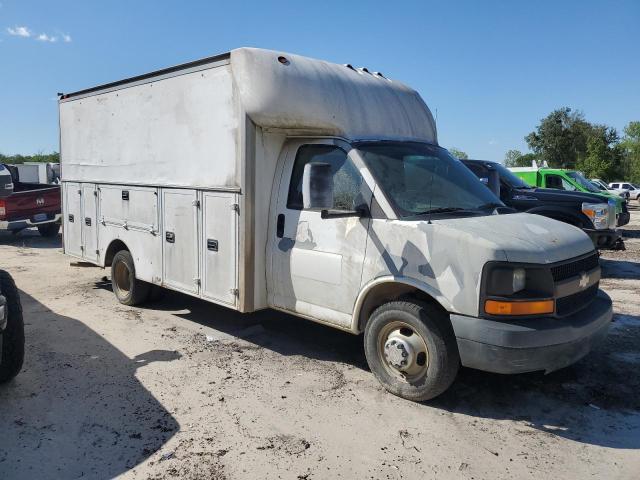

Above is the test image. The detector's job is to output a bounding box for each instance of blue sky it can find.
[1,0,638,161]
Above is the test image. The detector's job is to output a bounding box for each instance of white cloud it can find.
[37,33,57,42]
[7,26,31,37]
[488,139,498,146]
[6,25,71,44]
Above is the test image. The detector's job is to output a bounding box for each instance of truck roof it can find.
[59,47,437,143]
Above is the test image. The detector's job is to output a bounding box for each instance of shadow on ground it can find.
[95,281,640,451]
[600,258,640,279]
[0,291,179,480]
[0,229,61,249]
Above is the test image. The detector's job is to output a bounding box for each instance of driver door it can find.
[268,139,371,329]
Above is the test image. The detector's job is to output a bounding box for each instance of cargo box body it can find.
[59,48,437,313]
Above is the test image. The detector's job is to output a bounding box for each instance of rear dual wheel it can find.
[364,300,459,401]
[111,250,150,306]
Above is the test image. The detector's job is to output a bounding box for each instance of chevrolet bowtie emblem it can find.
[579,272,589,289]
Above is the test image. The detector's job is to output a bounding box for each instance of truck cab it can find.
[510,167,630,227]
[59,48,613,401]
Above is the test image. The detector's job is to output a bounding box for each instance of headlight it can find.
[482,262,555,316]
[485,266,531,296]
[512,268,526,293]
[582,202,609,230]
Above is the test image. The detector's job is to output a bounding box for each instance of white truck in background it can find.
[58,48,612,401]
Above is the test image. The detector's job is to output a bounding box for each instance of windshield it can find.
[567,171,601,193]
[491,162,533,189]
[356,142,503,217]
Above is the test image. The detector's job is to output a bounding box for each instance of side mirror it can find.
[302,162,333,210]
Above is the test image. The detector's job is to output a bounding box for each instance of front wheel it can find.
[364,299,459,401]
[0,270,24,383]
[111,250,150,306]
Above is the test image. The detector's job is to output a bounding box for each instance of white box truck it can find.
[59,48,612,400]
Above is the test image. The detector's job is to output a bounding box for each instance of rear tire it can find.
[0,270,24,383]
[111,250,150,306]
[37,223,61,237]
[364,299,459,401]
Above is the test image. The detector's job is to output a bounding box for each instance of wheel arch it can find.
[104,239,130,267]
[352,277,452,334]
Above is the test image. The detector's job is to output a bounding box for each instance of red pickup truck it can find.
[0,164,61,237]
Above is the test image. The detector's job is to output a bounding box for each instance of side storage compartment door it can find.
[81,183,98,262]
[162,189,199,294]
[201,192,238,307]
[63,182,83,258]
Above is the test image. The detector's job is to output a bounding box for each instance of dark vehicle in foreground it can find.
[463,159,623,249]
[0,171,25,382]
[0,164,61,237]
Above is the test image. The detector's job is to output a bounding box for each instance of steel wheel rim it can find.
[114,261,131,294]
[377,320,430,383]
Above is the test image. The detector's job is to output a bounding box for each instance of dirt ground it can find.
[1,208,639,480]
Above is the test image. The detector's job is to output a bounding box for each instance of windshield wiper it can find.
[415,207,466,215]
[476,202,504,210]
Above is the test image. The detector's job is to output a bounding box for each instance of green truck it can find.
[509,167,630,227]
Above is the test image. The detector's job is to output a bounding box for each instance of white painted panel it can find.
[162,189,199,294]
[201,192,238,306]
[81,184,98,262]
[60,65,238,189]
[290,249,342,285]
[63,182,83,258]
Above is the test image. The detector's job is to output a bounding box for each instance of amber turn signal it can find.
[485,299,554,316]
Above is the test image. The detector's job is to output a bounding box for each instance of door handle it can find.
[165,231,175,243]
[276,214,285,238]
[68,214,74,223]
[85,217,92,226]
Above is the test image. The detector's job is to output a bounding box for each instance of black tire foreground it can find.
[0,269,25,383]
[364,299,460,401]
[37,222,61,238]
[111,250,150,306]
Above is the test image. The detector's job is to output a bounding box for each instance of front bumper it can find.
[0,213,61,231]
[450,290,612,374]
[584,228,623,250]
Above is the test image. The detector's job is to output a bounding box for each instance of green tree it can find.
[504,149,539,167]
[448,148,468,159]
[525,108,594,168]
[0,151,59,164]
[525,107,623,180]
[620,121,640,183]
[576,135,620,180]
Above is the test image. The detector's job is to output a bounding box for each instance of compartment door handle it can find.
[276,214,285,238]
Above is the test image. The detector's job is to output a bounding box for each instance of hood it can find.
[433,212,594,264]
[523,188,611,204]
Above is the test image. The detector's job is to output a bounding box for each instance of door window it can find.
[286,145,363,211]
[546,175,577,191]
[623,183,632,189]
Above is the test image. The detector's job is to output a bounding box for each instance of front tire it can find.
[111,250,150,306]
[364,299,459,401]
[0,270,24,383]
[37,222,61,237]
